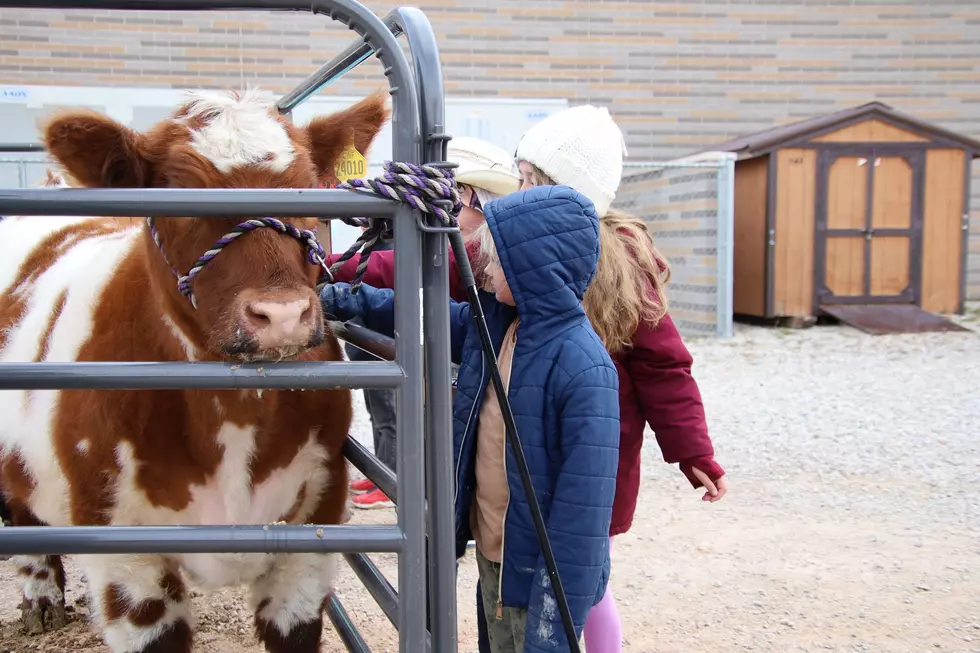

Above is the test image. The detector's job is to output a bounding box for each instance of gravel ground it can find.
[0,305,977,652]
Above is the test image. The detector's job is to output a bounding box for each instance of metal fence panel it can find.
[0,2,456,652]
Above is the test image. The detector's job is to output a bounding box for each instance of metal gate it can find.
[0,2,456,652]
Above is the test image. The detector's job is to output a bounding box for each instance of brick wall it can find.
[1,1,978,299]
[614,165,726,337]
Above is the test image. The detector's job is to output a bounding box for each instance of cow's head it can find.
[43,88,389,362]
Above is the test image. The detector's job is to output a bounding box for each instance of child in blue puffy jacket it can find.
[320,185,620,652]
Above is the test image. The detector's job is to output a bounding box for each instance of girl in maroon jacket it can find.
[511,104,727,652]
[325,119,728,651]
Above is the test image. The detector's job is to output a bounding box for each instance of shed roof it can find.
[701,102,980,161]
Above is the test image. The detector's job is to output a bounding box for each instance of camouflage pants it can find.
[475,548,527,653]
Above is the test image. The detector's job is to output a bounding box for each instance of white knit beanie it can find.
[515,104,628,217]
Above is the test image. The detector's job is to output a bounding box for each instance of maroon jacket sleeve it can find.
[626,313,725,489]
[323,251,396,290]
[323,239,481,302]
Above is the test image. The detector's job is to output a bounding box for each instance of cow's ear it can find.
[42,109,151,188]
[304,90,389,178]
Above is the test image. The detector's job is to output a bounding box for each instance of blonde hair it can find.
[518,161,671,354]
[473,221,500,294]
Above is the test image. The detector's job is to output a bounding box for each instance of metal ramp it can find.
[820,303,972,335]
[0,2,457,652]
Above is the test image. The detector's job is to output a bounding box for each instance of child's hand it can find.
[690,468,727,503]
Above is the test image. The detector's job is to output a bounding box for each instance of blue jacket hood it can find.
[483,185,600,328]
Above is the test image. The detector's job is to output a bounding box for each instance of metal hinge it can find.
[768,228,776,247]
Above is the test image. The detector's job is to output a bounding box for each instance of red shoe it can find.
[350,478,376,494]
[351,488,394,510]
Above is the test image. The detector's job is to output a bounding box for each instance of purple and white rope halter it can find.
[146,216,328,309]
[145,160,461,304]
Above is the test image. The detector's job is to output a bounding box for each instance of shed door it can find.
[815,148,924,306]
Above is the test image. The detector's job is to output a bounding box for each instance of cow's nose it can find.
[241,297,314,348]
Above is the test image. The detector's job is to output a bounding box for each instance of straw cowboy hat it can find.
[448,136,520,198]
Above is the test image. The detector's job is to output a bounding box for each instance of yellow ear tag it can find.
[334,133,367,183]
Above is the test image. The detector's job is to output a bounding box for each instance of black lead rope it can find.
[448,230,582,652]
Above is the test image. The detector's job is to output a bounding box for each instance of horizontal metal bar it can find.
[343,552,398,627]
[0,143,44,153]
[0,525,403,556]
[325,594,372,653]
[331,320,396,362]
[0,361,405,390]
[0,188,397,218]
[344,437,397,504]
[331,321,460,375]
[0,0,365,9]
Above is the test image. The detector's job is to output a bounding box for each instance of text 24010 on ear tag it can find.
[335,143,367,183]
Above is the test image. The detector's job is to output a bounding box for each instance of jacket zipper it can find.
[454,355,486,508]
[496,415,509,620]
[496,324,517,620]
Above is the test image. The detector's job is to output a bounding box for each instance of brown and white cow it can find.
[0,87,389,653]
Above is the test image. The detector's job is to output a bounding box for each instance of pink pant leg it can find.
[583,536,622,653]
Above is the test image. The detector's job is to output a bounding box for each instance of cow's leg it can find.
[251,450,347,653]
[250,552,336,653]
[79,553,192,653]
[5,499,67,634]
[12,554,67,634]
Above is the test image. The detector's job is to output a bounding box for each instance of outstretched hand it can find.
[691,468,727,503]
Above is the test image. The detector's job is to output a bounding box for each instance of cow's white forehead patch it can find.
[179,88,296,174]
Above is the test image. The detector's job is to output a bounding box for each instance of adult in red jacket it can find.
[338,137,521,508]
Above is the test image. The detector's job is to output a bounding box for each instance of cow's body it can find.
[0,88,389,653]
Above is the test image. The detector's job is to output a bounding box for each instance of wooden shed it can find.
[708,102,980,326]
